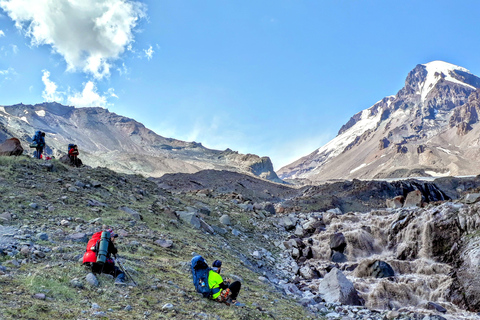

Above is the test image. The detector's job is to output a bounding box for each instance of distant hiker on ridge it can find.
[68,144,80,167]
[82,228,126,285]
[31,131,45,159]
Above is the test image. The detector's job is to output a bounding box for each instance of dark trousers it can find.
[35,147,43,159]
[229,281,241,300]
[91,262,125,281]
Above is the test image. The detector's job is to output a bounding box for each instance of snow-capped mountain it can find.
[277,61,480,181]
[0,102,282,182]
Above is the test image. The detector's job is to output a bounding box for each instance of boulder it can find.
[154,239,173,248]
[219,214,231,226]
[318,268,362,306]
[86,272,99,287]
[331,251,348,263]
[177,211,201,229]
[278,216,297,230]
[119,206,143,221]
[294,225,304,237]
[58,154,83,167]
[386,196,404,209]
[199,218,214,234]
[66,233,88,243]
[465,193,480,204]
[283,283,302,296]
[370,260,395,278]
[0,138,23,156]
[330,233,347,253]
[299,265,320,280]
[403,190,423,208]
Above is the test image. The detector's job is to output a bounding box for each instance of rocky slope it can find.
[1,156,480,319]
[278,61,480,182]
[0,102,282,182]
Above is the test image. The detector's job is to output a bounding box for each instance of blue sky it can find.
[0,0,479,169]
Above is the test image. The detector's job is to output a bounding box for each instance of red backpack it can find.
[82,231,103,264]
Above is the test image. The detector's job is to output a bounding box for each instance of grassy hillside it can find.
[0,156,316,320]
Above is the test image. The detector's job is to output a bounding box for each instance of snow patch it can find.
[350,163,367,174]
[314,105,382,163]
[419,61,476,101]
[35,110,46,117]
[0,107,5,113]
[436,147,452,155]
[20,116,29,124]
[425,170,451,177]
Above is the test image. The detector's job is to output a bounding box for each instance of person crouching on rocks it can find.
[82,228,126,285]
[68,144,80,167]
[209,260,244,306]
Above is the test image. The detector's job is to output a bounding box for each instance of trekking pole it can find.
[115,254,137,286]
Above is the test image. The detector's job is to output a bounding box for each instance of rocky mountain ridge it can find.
[278,61,480,182]
[0,102,282,182]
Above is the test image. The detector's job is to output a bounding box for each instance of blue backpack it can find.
[32,131,41,143]
[191,255,219,298]
[68,144,75,154]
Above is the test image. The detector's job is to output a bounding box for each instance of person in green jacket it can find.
[208,260,243,306]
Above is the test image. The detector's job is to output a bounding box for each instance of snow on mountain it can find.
[277,61,480,182]
[419,61,475,101]
[316,105,383,160]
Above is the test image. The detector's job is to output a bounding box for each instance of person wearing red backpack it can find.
[82,228,126,285]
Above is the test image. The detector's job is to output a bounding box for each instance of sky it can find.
[1,0,480,170]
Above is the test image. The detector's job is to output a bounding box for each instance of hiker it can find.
[82,228,126,285]
[209,260,243,306]
[68,144,80,167]
[32,131,45,159]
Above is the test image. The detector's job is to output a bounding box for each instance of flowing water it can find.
[298,203,480,319]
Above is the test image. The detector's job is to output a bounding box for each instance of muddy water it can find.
[301,204,480,319]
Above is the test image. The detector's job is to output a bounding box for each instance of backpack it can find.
[32,131,41,143]
[68,144,75,154]
[191,255,219,298]
[82,231,103,264]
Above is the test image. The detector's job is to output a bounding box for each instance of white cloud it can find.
[67,81,108,108]
[0,68,14,76]
[107,88,118,98]
[41,70,63,102]
[0,30,4,37]
[144,45,153,60]
[0,0,146,79]
[11,44,17,54]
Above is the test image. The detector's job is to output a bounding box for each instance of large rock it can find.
[278,216,297,230]
[199,218,214,234]
[66,233,88,243]
[386,196,404,209]
[330,232,347,253]
[0,138,23,156]
[318,268,362,306]
[370,260,395,278]
[177,211,201,229]
[119,206,143,221]
[403,190,423,207]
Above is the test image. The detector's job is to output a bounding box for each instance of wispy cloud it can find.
[144,45,154,60]
[0,30,4,37]
[0,0,147,79]
[41,70,63,102]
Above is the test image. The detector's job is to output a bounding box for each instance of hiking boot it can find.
[114,279,127,286]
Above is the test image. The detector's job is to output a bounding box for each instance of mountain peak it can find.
[416,61,476,100]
